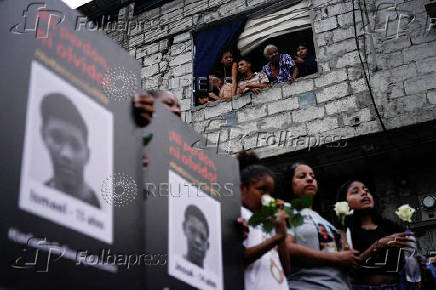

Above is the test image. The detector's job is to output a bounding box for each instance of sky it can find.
[62,0,92,9]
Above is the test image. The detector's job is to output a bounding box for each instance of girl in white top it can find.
[237,151,290,290]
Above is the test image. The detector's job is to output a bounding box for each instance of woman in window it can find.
[336,180,417,290]
[237,57,269,95]
[261,44,299,85]
[209,48,238,102]
[282,162,359,290]
[294,42,318,77]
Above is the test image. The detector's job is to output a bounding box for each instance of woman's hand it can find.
[376,232,416,249]
[332,249,361,268]
[287,76,296,84]
[276,199,285,210]
[295,56,304,64]
[274,210,289,238]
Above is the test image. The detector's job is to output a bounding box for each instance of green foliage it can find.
[290,194,313,210]
[247,195,312,233]
[263,219,274,233]
[248,205,278,228]
[143,133,153,146]
[292,213,303,226]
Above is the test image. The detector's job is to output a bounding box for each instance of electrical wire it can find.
[352,0,388,132]
[358,0,371,80]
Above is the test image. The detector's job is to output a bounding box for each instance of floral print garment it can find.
[261,53,296,84]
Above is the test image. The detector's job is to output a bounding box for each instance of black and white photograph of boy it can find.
[182,204,210,268]
[168,170,223,290]
[19,61,113,244]
[40,93,100,209]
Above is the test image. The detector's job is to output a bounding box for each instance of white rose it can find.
[395,204,416,223]
[261,195,275,206]
[334,201,353,216]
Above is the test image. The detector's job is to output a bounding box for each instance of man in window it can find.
[237,57,270,94]
[182,204,210,269]
[262,44,299,84]
[40,93,100,208]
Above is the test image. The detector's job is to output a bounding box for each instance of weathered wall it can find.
[101,0,436,254]
[105,0,436,159]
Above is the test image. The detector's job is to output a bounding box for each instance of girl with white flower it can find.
[282,162,359,290]
[336,180,416,290]
[237,151,290,290]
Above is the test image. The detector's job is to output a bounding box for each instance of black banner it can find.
[0,1,143,289]
[142,102,244,290]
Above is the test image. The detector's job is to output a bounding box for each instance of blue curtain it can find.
[193,18,247,79]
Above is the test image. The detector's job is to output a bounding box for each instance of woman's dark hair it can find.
[237,57,252,65]
[237,151,273,186]
[336,179,357,204]
[297,42,309,49]
[335,179,366,230]
[285,161,311,197]
[335,179,403,231]
[296,42,313,56]
[211,46,238,78]
[219,46,234,59]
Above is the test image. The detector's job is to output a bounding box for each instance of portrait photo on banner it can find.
[168,169,223,290]
[19,61,114,244]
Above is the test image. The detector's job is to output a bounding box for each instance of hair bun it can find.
[237,151,261,171]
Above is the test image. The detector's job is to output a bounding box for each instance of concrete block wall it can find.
[119,0,290,117]
[105,0,436,158]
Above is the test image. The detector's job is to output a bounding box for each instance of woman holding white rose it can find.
[336,180,416,290]
[282,162,360,290]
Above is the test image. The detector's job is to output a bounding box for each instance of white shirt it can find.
[241,207,289,290]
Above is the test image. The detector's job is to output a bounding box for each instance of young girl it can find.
[336,180,416,290]
[237,151,290,290]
